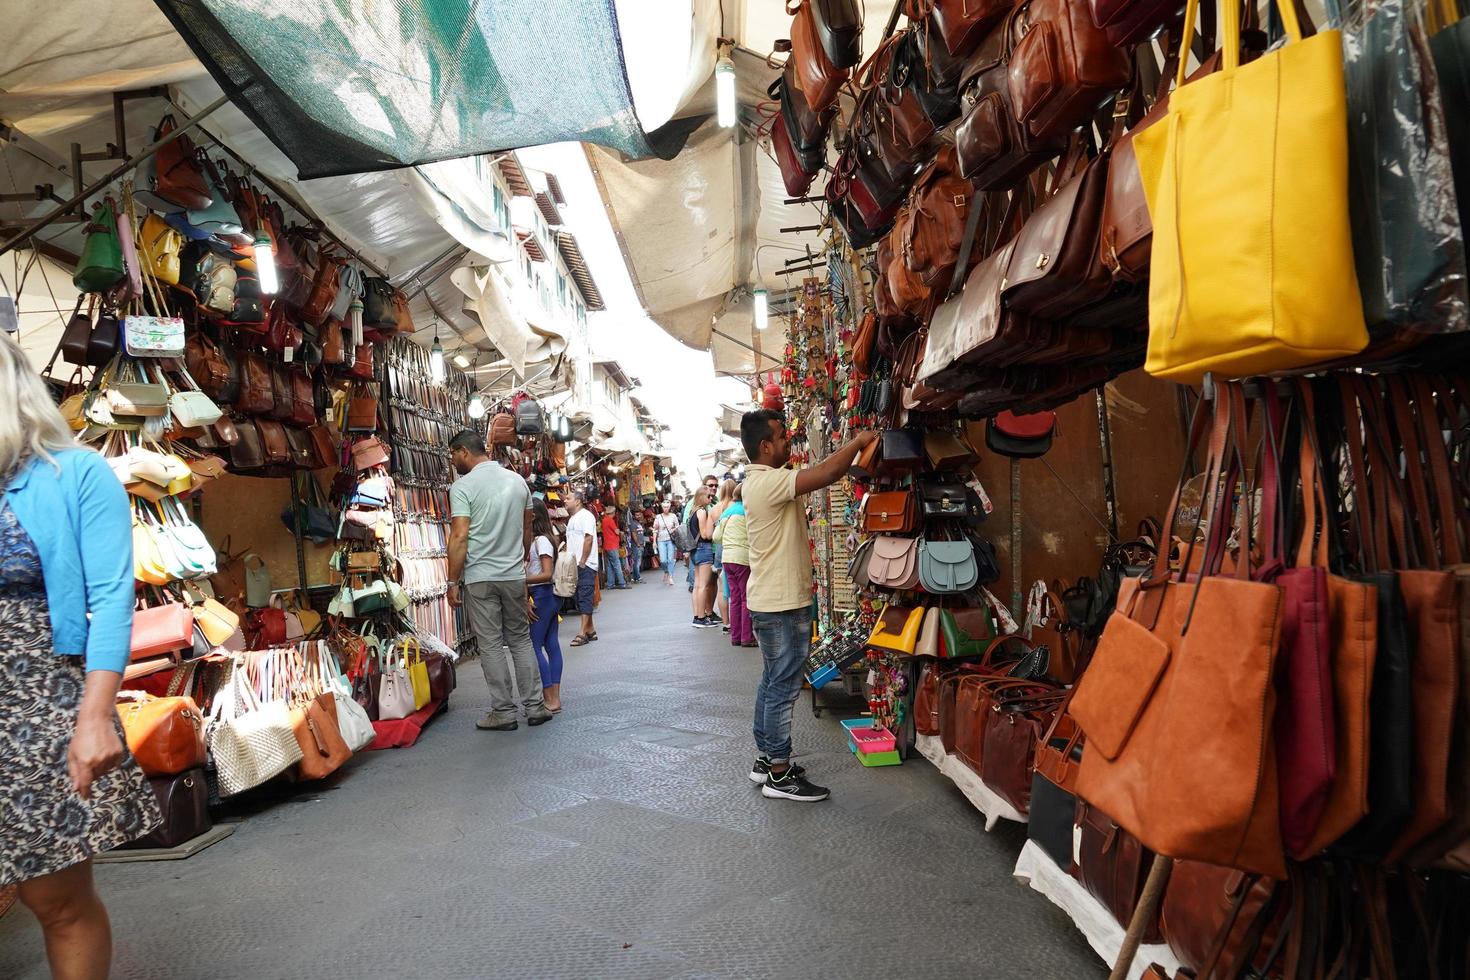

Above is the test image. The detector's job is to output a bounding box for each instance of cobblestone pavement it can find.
[0,567,1104,979]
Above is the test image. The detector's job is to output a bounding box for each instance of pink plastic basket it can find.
[849,725,897,755]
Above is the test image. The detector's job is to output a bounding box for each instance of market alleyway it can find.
[0,572,1103,979]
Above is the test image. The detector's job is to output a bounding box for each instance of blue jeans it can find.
[629,545,642,581]
[658,539,676,572]
[529,583,563,687]
[751,607,812,763]
[604,549,627,589]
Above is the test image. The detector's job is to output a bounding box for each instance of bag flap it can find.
[878,605,914,634]
[867,491,914,523]
[994,409,1055,438]
[1006,169,1086,292]
[1068,611,1170,761]
[924,540,974,565]
[949,606,995,640]
[872,535,917,561]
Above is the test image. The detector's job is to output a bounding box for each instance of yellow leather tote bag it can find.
[1135,0,1368,383]
[867,605,926,655]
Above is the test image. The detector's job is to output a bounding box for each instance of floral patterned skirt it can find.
[0,588,159,886]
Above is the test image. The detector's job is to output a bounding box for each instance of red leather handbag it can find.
[773,113,818,198]
[1089,0,1183,47]
[986,411,1057,458]
[907,0,1013,57]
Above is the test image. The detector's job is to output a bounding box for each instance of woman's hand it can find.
[527,595,538,623]
[68,711,125,800]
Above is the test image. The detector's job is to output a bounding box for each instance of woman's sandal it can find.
[570,635,590,647]
[588,632,599,641]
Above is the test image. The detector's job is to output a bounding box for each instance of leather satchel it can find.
[918,538,980,594]
[288,368,315,427]
[230,418,266,470]
[867,605,926,654]
[302,250,343,326]
[908,0,1012,57]
[1090,0,1182,46]
[116,693,208,777]
[269,363,294,421]
[791,0,849,112]
[862,490,920,534]
[982,684,1064,814]
[117,768,210,850]
[1076,799,1163,941]
[866,535,922,590]
[346,385,379,433]
[1003,147,1114,320]
[136,115,211,212]
[940,606,998,658]
[897,146,977,290]
[915,662,941,736]
[59,296,93,366]
[1008,0,1131,142]
[256,418,291,466]
[235,350,274,415]
[955,11,1069,188]
[184,332,232,401]
[876,428,924,474]
[774,114,821,198]
[805,0,864,69]
[924,430,978,471]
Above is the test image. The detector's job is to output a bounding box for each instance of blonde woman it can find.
[0,332,159,979]
[689,487,719,627]
[712,478,737,630]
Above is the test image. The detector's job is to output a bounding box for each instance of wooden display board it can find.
[199,471,338,593]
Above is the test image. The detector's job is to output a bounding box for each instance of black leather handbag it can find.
[1029,735,1083,870]
[118,767,210,850]
[920,480,974,519]
[876,428,924,475]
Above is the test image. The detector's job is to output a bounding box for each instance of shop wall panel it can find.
[963,370,1186,617]
[199,472,337,593]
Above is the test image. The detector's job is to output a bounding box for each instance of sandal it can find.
[570,635,590,647]
[588,632,599,641]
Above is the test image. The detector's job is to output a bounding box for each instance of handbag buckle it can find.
[953,194,967,209]
[1035,253,1050,270]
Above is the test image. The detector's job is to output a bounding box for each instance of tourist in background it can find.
[712,478,736,631]
[653,499,679,585]
[715,484,754,648]
[600,504,627,590]
[525,498,564,714]
[0,331,160,980]
[564,489,599,647]
[690,487,719,628]
[625,503,645,584]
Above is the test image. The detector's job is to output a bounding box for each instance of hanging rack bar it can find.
[0,93,233,258]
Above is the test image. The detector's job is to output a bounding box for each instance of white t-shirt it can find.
[565,508,600,571]
[525,534,554,580]
[653,512,679,543]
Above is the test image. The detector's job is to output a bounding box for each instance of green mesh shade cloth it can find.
[154,0,698,179]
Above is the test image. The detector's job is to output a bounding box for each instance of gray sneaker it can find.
[476,712,518,731]
[526,708,554,727]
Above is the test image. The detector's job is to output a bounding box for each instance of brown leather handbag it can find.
[301,251,342,326]
[184,332,232,400]
[235,350,275,415]
[288,368,316,427]
[348,340,375,380]
[908,0,1012,57]
[490,411,517,446]
[116,695,207,777]
[390,289,415,336]
[1076,799,1164,942]
[230,419,267,470]
[284,425,316,469]
[269,363,295,421]
[346,384,379,433]
[1028,589,1081,684]
[142,115,211,211]
[256,418,291,466]
[320,318,345,365]
[307,423,339,470]
[791,0,849,112]
[1070,386,1288,879]
[1002,145,1114,321]
[288,693,351,781]
[982,684,1065,814]
[1158,861,1281,977]
[898,146,978,290]
[954,11,1069,188]
[851,311,878,377]
[862,490,919,534]
[915,662,941,736]
[1007,0,1130,142]
[939,672,967,752]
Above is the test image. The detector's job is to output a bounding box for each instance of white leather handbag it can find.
[206,664,304,797]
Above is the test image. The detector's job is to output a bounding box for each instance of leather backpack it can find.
[490,412,517,447]
[514,398,545,436]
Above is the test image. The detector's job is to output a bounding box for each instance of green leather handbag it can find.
[939,606,997,659]
[73,200,126,293]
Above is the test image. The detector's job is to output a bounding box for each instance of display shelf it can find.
[1013,841,1182,980]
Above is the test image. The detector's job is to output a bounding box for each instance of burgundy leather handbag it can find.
[907,0,1013,57]
[234,350,274,416]
[1007,0,1131,142]
[1089,0,1182,47]
[773,114,819,198]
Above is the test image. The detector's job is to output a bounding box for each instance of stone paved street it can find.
[0,570,1104,979]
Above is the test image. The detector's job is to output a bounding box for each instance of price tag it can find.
[284,345,295,363]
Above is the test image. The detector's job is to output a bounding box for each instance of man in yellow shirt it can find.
[741,409,876,802]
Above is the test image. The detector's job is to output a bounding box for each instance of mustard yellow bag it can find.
[1136,0,1368,383]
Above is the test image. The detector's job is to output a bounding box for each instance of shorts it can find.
[575,565,597,614]
[693,541,715,567]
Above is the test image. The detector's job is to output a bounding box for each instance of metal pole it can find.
[1096,385,1120,541]
[0,93,233,258]
[1010,457,1023,621]
[711,328,784,367]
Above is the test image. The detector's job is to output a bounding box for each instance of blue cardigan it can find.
[5,449,134,674]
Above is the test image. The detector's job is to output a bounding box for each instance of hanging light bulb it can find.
[430,330,445,385]
[716,49,737,128]
[467,392,486,419]
[349,296,364,347]
[753,286,769,331]
[254,233,279,294]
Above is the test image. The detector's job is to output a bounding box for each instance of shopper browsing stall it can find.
[741,410,876,802]
[563,489,599,647]
[446,430,551,732]
[0,333,162,979]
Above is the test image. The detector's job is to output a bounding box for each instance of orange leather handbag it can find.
[117,694,207,777]
[862,490,919,533]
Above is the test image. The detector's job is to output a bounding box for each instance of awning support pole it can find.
[712,328,784,367]
[0,93,233,258]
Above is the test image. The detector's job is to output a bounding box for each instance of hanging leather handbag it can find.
[908,0,1013,57]
[302,250,343,326]
[791,0,849,112]
[939,606,997,658]
[982,685,1065,815]
[346,385,379,432]
[804,0,864,68]
[1090,0,1182,46]
[424,651,456,702]
[1075,799,1164,941]
[867,605,926,655]
[255,418,291,466]
[266,363,293,422]
[352,436,391,471]
[85,307,122,368]
[1008,0,1131,142]
[898,147,977,291]
[389,289,415,336]
[848,537,876,587]
[320,318,346,365]
[1135,0,1367,383]
[915,606,943,657]
[184,332,232,401]
[862,490,920,534]
[288,692,352,782]
[1070,386,1288,879]
[918,538,980,594]
[489,411,517,446]
[924,431,978,471]
[1003,146,1114,320]
[138,214,184,286]
[778,60,836,155]
[773,115,820,198]
[360,276,398,334]
[1158,861,1281,977]
[116,693,207,777]
[136,115,211,212]
[986,410,1056,458]
[59,297,93,366]
[117,768,210,850]
[915,662,942,736]
[288,368,315,427]
[129,601,194,661]
[920,480,973,519]
[348,340,375,380]
[954,11,1070,188]
[876,429,924,475]
[73,200,126,293]
[229,418,266,470]
[283,426,315,469]
[866,535,922,590]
